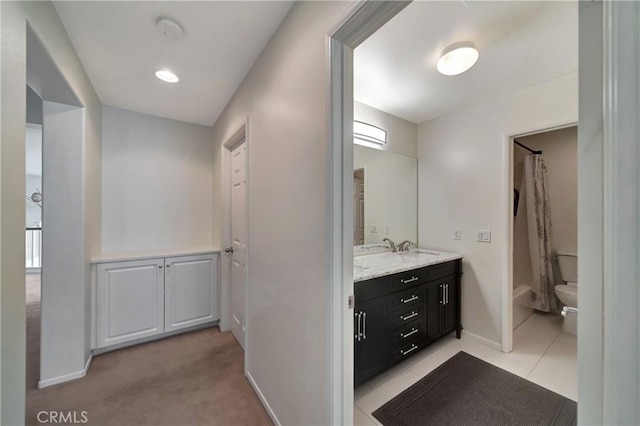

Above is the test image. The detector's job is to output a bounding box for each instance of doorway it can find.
[25,98,43,391]
[503,124,577,353]
[221,121,249,355]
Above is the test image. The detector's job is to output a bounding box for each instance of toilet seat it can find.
[554,284,578,308]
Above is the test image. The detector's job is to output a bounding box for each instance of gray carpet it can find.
[25,275,272,426]
[373,351,577,426]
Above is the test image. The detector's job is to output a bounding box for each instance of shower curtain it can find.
[521,154,556,312]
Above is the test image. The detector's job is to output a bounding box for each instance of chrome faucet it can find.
[397,240,415,252]
[382,238,397,253]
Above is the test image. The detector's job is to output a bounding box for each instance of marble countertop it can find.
[354,248,463,282]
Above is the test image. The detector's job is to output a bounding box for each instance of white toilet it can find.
[554,251,578,335]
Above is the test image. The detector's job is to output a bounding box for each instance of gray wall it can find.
[102,106,215,252]
[27,85,43,125]
[354,101,417,157]
[1,2,101,422]
[417,72,578,345]
[210,2,351,424]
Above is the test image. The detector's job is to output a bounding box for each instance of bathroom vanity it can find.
[353,250,463,386]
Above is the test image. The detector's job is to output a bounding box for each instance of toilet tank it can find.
[557,251,578,284]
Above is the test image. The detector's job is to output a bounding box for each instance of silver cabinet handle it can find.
[355,312,361,341]
[400,311,418,321]
[362,312,367,340]
[446,284,449,304]
[401,344,418,356]
[401,276,419,284]
[401,295,418,304]
[440,284,443,304]
[400,328,418,339]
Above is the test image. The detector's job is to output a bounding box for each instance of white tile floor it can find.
[354,312,577,425]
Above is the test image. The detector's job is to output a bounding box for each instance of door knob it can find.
[224,247,234,254]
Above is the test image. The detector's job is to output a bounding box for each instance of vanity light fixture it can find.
[437,41,479,76]
[155,69,179,83]
[354,121,387,148]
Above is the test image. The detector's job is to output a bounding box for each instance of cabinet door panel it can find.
[441,275,458,334]
[425,281,442,342]
[97,258,164,348]
[165,254,218,332]
[355,297,388,385]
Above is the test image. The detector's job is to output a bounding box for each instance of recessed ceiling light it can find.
[437,42,479,76]
[155,69,179,83]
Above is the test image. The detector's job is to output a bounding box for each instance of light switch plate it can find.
[453,229,462,240]
[477,230,491,243]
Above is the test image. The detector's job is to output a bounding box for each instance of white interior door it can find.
[230,141,247,349]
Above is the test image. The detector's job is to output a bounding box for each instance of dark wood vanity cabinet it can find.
[354,259,462,386]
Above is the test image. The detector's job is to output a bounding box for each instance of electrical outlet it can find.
[385,226,390,235]
[371,225,378,234]
[453,229,462,240]
[477,230,491,243]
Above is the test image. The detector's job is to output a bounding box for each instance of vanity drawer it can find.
[425,261,457,282]
[392,339,425,363]
[355,275,389,303]
[390,303,424,329]
[389,268,427,292]
[389,285,426,312]
[390,318,424,344]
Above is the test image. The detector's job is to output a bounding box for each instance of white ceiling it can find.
[54,1,293,126]
[354,1,578,124]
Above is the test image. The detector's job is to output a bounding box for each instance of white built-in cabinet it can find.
[94,251,218,350]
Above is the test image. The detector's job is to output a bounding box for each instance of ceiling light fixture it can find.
[437,41,479,76]
[354,121,387,149]
[155,69,179,83]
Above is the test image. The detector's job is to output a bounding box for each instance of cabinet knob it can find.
[166,264,171,268]
[158,265,163,269]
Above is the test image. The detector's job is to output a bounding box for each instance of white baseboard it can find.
[247,371,281,426]
[38,352,93,389]
[461,330,502,351]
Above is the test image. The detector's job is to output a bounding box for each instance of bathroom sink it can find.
[399,249,442,256]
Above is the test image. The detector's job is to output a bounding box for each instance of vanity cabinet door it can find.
[425,281,443,342]
[354,297,388,385]
[440,275,458,335]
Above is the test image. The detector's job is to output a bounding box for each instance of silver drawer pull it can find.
[401,344,418,356]
[400,328,418,339]
[400,311,418,321]
[401,295,418,304]
[401,276,419,284]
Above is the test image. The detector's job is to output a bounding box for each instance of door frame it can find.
[500,121,577,353]
[327,2,411,424]
[220,119,250,371]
